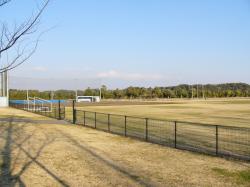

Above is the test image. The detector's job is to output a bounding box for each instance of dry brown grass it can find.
[0,107,48,120]
[70,98,250,127]
[0,107,250,186]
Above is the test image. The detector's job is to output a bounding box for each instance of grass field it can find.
[66,98,250,127]
[62,98,250,160]
[0,107,250,186]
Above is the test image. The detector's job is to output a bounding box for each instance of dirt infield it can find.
[0,108,249,186]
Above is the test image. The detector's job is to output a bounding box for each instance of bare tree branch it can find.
[0,0,50,72]
[0,0,10,7]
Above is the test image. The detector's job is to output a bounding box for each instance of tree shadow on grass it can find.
[0,117,70,187]
[57,129,155,187]
[0,115,156,187]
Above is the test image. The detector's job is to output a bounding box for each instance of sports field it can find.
[62,98,250,160]
[0,107,250,186]
[66,98,250,127]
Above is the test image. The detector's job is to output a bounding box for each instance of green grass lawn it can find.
[212,167,250,185]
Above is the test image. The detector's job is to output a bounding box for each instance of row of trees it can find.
[9,83,250,100]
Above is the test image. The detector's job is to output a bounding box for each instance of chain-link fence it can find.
[73,110,250,161]
[10,100,250,161]
[9,102,65,120]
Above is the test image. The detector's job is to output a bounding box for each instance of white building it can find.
[76,96,100,103]
[0,71,9,107]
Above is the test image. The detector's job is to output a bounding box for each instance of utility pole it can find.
[75,90,78,100]
[202,85,205,99]
[6,71,9,103]
[51,91,54,100]
[99,87,102,100]
[1,72,3,96]
[27,89,29,110]
[0,72,2,97]
[197,84,199,99]
[191,85,194,99]
[0,71,9,106]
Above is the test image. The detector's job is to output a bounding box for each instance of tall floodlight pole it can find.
[0,73,3,97]
[0,72,1,97]
[51,90,54,100]
[99,87,102,100]
[197,84,199,99]
[27,89,29,110]
[3,71,7,97]
[202,85,205,99]
[99,78,102,101]
[0,71,9,106]
[6,71,8,105]
[191,85,193,99]
[1,72,3,96]
[2,72,5,97]
[73,78,79,101]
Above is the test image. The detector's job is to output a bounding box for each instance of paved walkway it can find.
[0,107,249,187]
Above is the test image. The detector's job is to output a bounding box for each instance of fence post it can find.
[58,100,61,120]
[72,100,76,124]
[125,116,127,136]
[216,125,218,155]
[145,118,148,141]
[174,121,177,148]
[84,111,86,126]
[108,114,110,132]
[95,112,97,128]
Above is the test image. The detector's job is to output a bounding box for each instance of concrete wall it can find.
[0,97,8,107]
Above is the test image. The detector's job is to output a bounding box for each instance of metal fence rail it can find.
[73,110,250,161]
[10,103,65,120]
[9,101,250,161]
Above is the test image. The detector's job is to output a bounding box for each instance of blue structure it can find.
[9,100,66,105]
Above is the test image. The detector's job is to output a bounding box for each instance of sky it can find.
[1,0,250,90]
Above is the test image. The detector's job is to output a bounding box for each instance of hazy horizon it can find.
[9,75,249,91]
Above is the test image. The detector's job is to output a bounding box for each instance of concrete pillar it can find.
[0,72,3,97]
[5,71,8,99]
[0,71,9,107]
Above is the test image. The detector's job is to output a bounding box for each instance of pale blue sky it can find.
[1,0,250,89]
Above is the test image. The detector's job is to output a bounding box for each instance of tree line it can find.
[9,83,250,100]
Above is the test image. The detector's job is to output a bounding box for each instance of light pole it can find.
[202,85,205,99]
[99,87,102,100]
[27,89,29,110]
[197,84,199,99]
[191,85,193,99]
